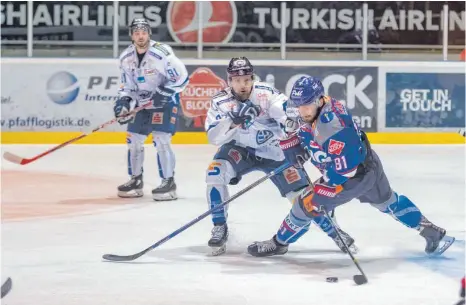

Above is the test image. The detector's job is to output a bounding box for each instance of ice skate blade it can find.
[429,235,455,256]
[152,191,178,201]
[210,244,226,256]
[117,190,144,198]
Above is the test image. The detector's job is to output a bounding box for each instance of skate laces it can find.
[158,178,171,189]
[211,225,226,239]
[256,240,277,253]
[123,177,138,187]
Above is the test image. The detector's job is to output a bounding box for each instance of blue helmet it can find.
[289,76,325,107]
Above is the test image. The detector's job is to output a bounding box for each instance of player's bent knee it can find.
[205,159,236,185]
[127,132,146,151]
[152,132,172,151]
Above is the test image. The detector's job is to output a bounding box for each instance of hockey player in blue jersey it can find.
[113,18,189,201]
[204,58,358,256]
[248,75,455,257]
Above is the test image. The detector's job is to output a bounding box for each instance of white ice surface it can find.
[1,144,465,305]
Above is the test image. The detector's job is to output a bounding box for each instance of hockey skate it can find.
[152,177,177,201]
[332,228,359,254]
[419,217,455,256]
[208,223,228,256]
[247,235,289,257]
[117,174,143,198]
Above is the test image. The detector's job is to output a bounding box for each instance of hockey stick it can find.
[321,208,368,285]
[1,277,12,299]
[3,102,153,165]
[303,175,368,284]
[102,162,292,262]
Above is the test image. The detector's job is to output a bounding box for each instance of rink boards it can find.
[1,58,465,144]
[1,131,465,144]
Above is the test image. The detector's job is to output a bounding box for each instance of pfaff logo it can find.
[292,90,303,97]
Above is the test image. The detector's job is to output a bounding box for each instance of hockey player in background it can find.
[248,76,455,257]
[204,57,357,256]
[113,18,189,201]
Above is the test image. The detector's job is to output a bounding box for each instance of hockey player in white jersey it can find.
[204,57,357,255]
[114,18,189,201]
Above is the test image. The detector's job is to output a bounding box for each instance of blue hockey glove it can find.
[114,96,136,125]
[152,86,176,107]
[228,100,260,128]
[279,134,309,168]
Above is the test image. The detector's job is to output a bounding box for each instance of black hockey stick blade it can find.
[103,252,146,262]
[1,277,12,298]
[353,274,368,285]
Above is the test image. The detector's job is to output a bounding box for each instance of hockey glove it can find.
[114,96,137,125]
[313,177,343,200]
[279,135,309,168]
[282,118,300,135]
[228,100,260,128]
[152,86,176,107]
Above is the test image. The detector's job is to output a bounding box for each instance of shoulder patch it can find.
[151,42,171,56]
[254,84,274,93]
[120,51,134,62]
[148,51,162,60]
[212,90,227,100]
[320,112,334,123]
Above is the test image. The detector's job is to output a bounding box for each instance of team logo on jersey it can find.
[256,130,274,145]
[180,67,227,127]
[166,1,237,43]
[228,149,242,164]
[328,139,345,155]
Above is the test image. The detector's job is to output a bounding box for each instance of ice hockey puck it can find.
[326,277,338,283]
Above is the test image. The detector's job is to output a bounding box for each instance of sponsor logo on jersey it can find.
[320,111,334,123]
[228,149,242,164]
[315,188,337,198]
[283,167,301,184]
[328,139,345,155]
[166,1,237,43]
[152,112,163,124]
[256,130,274,145]
[180,67,227,119]
[144,69,156,75]
[170,117,176,124]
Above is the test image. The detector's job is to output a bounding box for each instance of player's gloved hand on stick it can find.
[228,100,260,128]
[114,96,137,125]
[152,86,175,107]
[313,176,341,199]
[279,134,309,168]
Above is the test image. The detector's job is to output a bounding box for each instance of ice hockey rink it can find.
[1,144,465,305]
